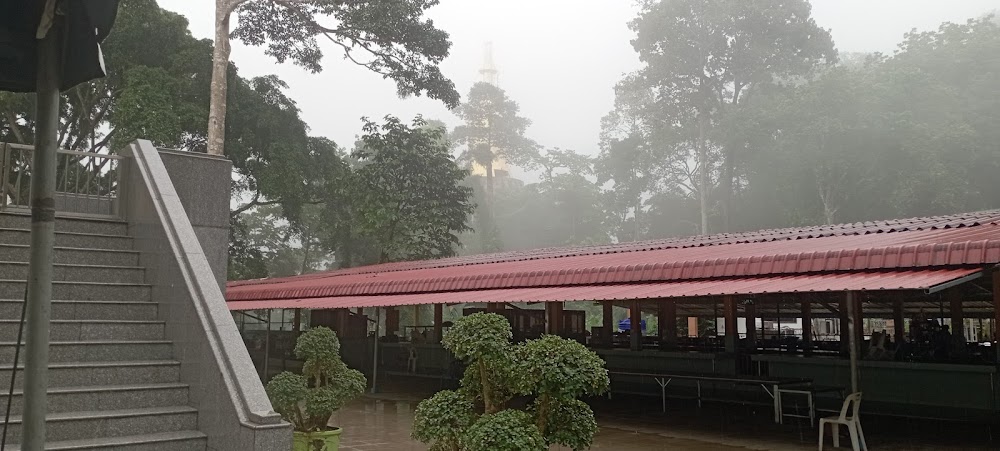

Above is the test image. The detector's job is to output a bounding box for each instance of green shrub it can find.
[463,410,546,451]
[266,327,367,432]
[412,313,609,450]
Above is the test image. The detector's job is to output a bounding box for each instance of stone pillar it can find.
[155,149,232,292]
[629,300,642,351]
[723,296,738,354]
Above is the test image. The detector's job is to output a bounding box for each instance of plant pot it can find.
[292,427,342,451]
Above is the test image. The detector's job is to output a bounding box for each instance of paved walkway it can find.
[329,395,995,451]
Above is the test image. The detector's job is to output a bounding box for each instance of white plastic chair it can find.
[819,392,867,451]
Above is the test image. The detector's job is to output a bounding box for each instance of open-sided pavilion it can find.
[227,210,1000,424]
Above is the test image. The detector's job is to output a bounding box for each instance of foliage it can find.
[351,116,475,264]
[411,390,476,451]
[462,410,546,451]
[230,0,459,108]
[266,327,366,432]
[413,313,609,450]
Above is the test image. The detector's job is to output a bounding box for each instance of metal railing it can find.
[0,143,125,219]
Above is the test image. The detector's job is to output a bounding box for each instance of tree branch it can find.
[3,111,26,144]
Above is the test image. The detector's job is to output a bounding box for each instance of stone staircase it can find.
[0,212,207,450]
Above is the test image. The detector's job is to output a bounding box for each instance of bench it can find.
[608,370,812,423]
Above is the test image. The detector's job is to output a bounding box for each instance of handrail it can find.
[1,143,123,218]
[123,140,287,446]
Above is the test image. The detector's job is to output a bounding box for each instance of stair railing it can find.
[0,143,125,219]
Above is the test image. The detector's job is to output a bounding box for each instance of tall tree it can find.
[351,116,474,263]
[208,0,461,156]
[452,82,537,217]
[627,0,836,233]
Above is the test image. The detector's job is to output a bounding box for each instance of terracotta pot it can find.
[292,427,342,451]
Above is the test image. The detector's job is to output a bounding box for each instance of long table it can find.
[608,370,812,423]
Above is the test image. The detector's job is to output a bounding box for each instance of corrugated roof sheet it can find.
[227,225,1000,301]
[226,268,981,311]
[229,209,1000,288]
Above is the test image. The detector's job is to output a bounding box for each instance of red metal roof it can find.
[229,209,1000,288]
[227,268,982,311]
[227,225,1000,301]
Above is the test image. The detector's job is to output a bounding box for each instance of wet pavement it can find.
[329,393,996,451]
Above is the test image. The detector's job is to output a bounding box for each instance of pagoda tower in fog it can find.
[470,42,514,180]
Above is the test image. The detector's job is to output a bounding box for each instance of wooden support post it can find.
[602,301,614,347]
[893,299,905,345]
[839,295,850,356]
[659,299,677,348]
[336,309,348,336]
[846,292,860,394]
[385,307,399,337]
[629,300,642,351]
[292,309,302,335]
[745,301,757,351]
[852,294,864,347]
[994,270,1000,365]
[948,289,964,341]
[546,302,564,336]
[433,304,443,344]
[724,296,738,354]
[800,301,812,354]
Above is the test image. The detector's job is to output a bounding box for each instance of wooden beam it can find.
[660,299,677,347]
[745,301,757,349]
[852,294,864,347]
[629,300,642,351]
[723,296,738,354]
[948,289,964,340]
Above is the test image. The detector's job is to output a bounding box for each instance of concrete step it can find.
[0,320,165,341]
[0,360,181,390]
[4,430,207,451]
[0,300,158,321]
[0,341,173,363]
[6,430,207,451]
[0,228,133,250]
[0,212,129,236]
[1,383,189,414]
[3,406,199,444]
[0,262,145,283]
[0,280,151,302]
[0,244,139,266]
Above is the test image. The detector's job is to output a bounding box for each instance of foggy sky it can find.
[164,0,996,173]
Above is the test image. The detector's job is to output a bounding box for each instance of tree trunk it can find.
[485,159,495,219]
[208,1,233,156]
[697,114,710,235]
[720,147,734,233]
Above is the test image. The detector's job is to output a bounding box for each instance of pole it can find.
[629,300,642,351]
[846,292,860,394]
[371,307,380,394]
[263,310,271,381]
[20,17,62,451]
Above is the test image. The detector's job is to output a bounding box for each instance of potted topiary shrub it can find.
[412,313,609,451]
[266,327,367,451]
